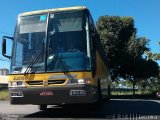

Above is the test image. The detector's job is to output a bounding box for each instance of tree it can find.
[96,16,159,95]
[96,16,136,80]
[145,41,160,61]
[119,36,159,94]
[119,58,159,94]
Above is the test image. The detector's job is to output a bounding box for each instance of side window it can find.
[88,14,96,76]
[89,15,95,37]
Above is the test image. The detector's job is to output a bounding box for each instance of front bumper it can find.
[9,85,98,105]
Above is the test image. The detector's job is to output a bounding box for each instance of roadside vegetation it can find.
[96,16,159,96]
[111,90,157,99]
[0,89,9,100]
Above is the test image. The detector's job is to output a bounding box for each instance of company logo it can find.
[13,76,25,80]
[40,91,53,96]
[43,80,48,86]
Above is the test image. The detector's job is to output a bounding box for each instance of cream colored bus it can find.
[2,6,111,110]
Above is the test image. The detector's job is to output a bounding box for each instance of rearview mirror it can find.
[2,38,6,55]
[2,36,14,59]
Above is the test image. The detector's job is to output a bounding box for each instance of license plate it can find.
[70,90,85,96]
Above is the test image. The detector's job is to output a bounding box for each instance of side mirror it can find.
[2,36,14,59]
[2,38,6,55]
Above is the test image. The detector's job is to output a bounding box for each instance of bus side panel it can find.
[94,51,111,98]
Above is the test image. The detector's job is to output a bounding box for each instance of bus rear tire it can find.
[39,105,47,110]
[94,80,102,108]
[97,80,102,102]
[106,85,111,101]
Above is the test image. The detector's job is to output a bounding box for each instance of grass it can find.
[0,89,9,100]
[111,91,142,95]
[111,88,155,96]
[111,91,156,99]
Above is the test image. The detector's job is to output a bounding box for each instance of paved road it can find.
[0,99,160,120]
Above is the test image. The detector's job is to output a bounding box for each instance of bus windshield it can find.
[47,12,90,72]
[11,14,47,73]
[11,11,91,74]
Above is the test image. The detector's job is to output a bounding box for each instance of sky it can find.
[0,0,160,70]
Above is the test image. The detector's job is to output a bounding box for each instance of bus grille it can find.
[26,80,66,86]
[48,80,66,85]
[26,81,43,85]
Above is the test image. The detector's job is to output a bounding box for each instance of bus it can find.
[2,6,112,110]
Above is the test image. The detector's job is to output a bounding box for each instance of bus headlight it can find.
[8,81,26,88]
[78,79,85,84]
[67,78,91,85]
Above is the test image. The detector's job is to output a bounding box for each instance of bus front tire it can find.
[39,105,47,110]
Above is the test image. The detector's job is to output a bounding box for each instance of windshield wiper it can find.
[48,49,68,73]
[24,49,42,74]
[57,53,69,74]
[48,49,74,79]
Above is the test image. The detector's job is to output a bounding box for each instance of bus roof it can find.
[19,6,87,17]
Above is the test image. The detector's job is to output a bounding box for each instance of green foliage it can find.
[145,41,160,61]
[138,77,160,94]
[145,51,160,61]
[96,15,159,94]
[96,16,136,79]
[127,37,149,59]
